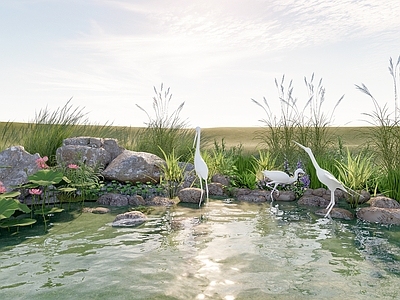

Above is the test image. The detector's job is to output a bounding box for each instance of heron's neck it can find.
[308,151,320,170]
[196,131,201,153]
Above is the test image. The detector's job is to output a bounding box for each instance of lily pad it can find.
[0,218,37,228]
[34,207,64,215]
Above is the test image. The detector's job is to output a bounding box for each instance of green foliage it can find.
[57,163,103,202]
[335,148,375,191]
[378,168,400,200]
[0,191,36,229]
[158,147,186,199]
[101,180,164,199]
[134,84,194,162]
[252,150,278,181]
[204,139,240,178]
[231,155,257,189]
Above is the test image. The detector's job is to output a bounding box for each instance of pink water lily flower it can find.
[67,164,79,169]
[36,156,49,169]
[0,181,6,193]
[29,188,42,195]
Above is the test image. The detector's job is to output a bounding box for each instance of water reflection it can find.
[1,200,400,299]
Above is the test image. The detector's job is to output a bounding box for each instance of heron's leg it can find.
[205,180,209,200]
[199,176,204,207]
[324,192,335,218]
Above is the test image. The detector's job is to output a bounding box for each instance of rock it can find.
[315,207,354,220]
[97,193,129,206]
[145,196,175,206]
[211,174,230,186]
[128,195,146,206]
[356,207,400,225]
[298,195,331,207]
[82,207,110,214]
[178,188,203,204]
[0,146,41,192]
[56,137,124,169]
[275,191,296,201]
[112,211,147,227]
[234,189,268,203]
[370,196,400,208]
[102,150,164,183]
[345,190,371,205]
[208,182,226,196]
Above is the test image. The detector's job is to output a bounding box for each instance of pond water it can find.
[1,200,400,300]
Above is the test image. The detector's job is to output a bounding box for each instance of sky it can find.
[1,0,400,128]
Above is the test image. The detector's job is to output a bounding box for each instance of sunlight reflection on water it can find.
[1,200,400,299]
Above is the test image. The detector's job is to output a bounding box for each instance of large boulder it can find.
[0,146,41,191]
[56,137,124,169]
[101,150,164,183]
[369,196,400,208]
[356,207,400,225]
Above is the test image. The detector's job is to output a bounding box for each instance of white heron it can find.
[194,126,209,207]
[262,168,305,203]
[294,141,347,218]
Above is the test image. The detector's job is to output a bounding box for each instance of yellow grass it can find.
[202,126,372,153]
[0,122,373,154]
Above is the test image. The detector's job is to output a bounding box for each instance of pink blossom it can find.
[0,182,6,193]
[29,188,42,195]
[36,156,49,169]
[67,164,79,169]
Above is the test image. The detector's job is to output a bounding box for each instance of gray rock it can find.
[357,207,400,225]
[211,174,230,186]
[102,150,164,183]
[97,193,129,206]
[235,189,269,203]
[298,195,331,207]
[370,196,400,208]
[0,146,41,192]
[56,137,124,169]
[315,207,354,220]
[178,188,203,204]
[146,196,175,206]
[275,191,296,201]
[208,182,225,196]
[112,211,147,227]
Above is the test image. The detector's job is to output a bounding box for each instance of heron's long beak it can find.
[193,131,197,148]
[293,141,306,150]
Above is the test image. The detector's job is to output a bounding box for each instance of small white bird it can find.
[294,141,347,218]
[194,126,209,207]
[262,168,305,202]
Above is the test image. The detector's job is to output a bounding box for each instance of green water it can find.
[1,200,400,299]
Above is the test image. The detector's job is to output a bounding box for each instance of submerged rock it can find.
[315,207,354,220]
[112,211,147,227]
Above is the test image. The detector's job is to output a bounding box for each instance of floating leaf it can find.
[34,207,64,215]
[0,218,37,228]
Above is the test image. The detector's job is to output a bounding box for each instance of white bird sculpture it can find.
[194,126,209,207]
[262,168,305,203]
[294,141,347,218]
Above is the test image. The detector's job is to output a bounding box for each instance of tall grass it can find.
[21,99,116,165]
[253,74,343,164]
[356,55,400,200]
[134,84,194,162]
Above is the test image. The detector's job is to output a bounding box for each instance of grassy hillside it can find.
[202,126,372,153]
[0,122,372,154]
